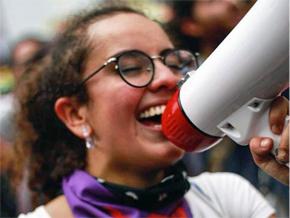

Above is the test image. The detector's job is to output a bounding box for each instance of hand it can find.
[249,96,289,185]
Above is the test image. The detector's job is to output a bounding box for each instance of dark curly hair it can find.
[14,4,145,202]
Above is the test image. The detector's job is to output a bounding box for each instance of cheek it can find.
[105,83,141,107]
[108,88,143,124]
[88,83,143,132]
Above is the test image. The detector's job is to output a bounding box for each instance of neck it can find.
[86,151,165,188]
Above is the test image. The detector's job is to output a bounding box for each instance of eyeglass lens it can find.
[165,50,197,75]
[118,50,197,87]
[118,51,154,87]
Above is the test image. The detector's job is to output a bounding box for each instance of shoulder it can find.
[18,206,50,218]
[45,195,73,218]
[189,171,249,188]
[188,171,253,198]
[18,195,73,218]
[188,172,262,201]
[185,172,252,213]
[185,172,275,218]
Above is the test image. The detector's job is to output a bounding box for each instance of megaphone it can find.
[162,0,289,153]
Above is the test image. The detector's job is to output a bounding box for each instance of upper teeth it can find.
[139,105,166,119]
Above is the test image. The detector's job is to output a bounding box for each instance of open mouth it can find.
[138,105,166,127]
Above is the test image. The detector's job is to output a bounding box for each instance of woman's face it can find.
[192,0,251,35]
[83,13,184,179]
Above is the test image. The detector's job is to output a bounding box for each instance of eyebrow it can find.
[108,47,176,58]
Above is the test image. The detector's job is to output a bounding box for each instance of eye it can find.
[121,66,143,75]
[118,52,152,77]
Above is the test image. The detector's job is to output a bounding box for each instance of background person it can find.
[0,36,49,215]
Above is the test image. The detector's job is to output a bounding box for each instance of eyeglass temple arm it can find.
[80,57,117,86]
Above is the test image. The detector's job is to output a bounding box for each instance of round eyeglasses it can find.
[80,49,199,88]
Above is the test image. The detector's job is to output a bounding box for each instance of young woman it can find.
[16,4,288,218]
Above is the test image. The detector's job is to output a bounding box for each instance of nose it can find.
[147,60,180,91]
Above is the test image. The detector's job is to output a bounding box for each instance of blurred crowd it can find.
[0,0,288,217]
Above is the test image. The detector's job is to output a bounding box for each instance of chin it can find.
[154,141,185,165]
[138,135,185,168]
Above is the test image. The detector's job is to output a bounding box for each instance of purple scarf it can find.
[62,170,192,218]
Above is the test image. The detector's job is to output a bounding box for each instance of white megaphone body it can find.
[162,0,289,153]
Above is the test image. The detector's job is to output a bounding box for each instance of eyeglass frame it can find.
[80,49,200,88]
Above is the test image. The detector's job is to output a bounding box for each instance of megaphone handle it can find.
[217,97,289,167]
[259,110,289,167]
[251,100,289,166]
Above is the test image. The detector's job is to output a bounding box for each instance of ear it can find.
[54,97,92,139]
[180,18,205,37]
